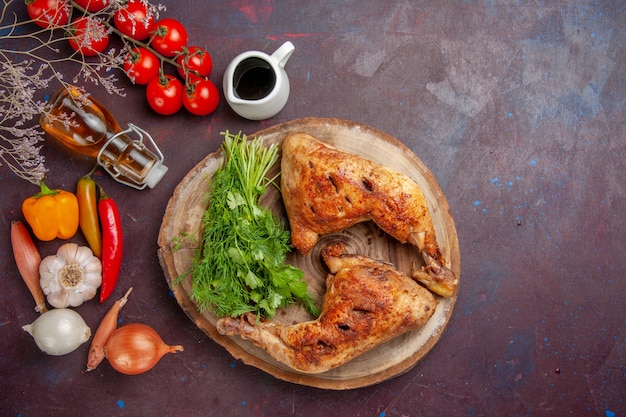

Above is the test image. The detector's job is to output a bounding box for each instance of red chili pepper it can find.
[98,186,123,303]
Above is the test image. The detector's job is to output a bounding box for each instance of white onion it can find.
[23,308,91,355]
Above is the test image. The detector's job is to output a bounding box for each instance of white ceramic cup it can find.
[223,41,295,120]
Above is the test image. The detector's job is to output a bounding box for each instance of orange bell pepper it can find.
[22,180,80,241]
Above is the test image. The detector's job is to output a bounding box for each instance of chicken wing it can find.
[280,132,457,297]
[216,242,437,374]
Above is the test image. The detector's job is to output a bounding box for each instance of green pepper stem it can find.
[34,180,60,198]
[83,164,98,179]
[98,185,110,201]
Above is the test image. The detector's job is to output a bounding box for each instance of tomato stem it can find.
[69,0,184,70]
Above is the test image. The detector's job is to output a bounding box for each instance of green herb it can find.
[190,131,320,319]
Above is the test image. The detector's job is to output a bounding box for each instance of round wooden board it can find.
[157,118,461,390]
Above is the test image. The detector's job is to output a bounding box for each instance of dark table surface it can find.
[1,1,624,416]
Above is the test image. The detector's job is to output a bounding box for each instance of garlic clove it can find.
[84,260,103,275]
[40,254,67,277]
[84,271,102,287]
[68,287,96,307]
[47,289,70,309]
[74,245,96,265]
[39,268,58,295]
[55,242,76,263]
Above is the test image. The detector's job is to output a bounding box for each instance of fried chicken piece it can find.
[280,132,457,297]
[216,242,437,374]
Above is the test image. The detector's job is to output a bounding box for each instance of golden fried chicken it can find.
[216,242,437,374]
[280,132,457,297]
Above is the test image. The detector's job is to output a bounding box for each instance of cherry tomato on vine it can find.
[113,0,155,41]
[149,18,188,58]
[146,75,183,115]
[183,78,219,116]
[176,46,213,80]
[68,17,110,57]
[123,47,160,85]
[72,0,109,12]
[26,0,71,28]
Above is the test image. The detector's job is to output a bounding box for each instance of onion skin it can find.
[86,287,133,372]
[11,220,48,313]
[104,323,183,375]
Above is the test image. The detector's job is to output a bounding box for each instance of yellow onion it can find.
[104,323,183,375]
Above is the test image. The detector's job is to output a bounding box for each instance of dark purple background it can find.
[1,1,624,416]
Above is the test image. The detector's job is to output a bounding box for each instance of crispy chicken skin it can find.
[216,242,437,374]
[280,132,457,297]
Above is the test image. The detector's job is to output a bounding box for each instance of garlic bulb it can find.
[23,308,91,355]
[40,243,102,308]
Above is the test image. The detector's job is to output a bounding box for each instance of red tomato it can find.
[183,78,219,116]
[26,0,71,28]
[146,75,183,115]
[72,0,109,12]
[123,47,160,85]
[113,0,155,41]
[150,18,188,58]
[176,46,213,79]
[68,17,110,56]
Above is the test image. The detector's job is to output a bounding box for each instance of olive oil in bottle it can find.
[40,86,168,189]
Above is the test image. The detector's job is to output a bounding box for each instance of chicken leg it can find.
[280,132,458,297]
[216,242,437,374]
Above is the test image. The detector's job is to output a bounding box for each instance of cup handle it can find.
[271,41,295,68]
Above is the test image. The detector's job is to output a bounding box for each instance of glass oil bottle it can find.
[40,85,168,190]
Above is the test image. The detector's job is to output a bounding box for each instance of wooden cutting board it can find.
[157,118,461,390]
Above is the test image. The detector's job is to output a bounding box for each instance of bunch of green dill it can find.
[190,131,319,320]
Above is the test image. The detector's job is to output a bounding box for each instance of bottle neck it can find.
[97,124,168,190]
